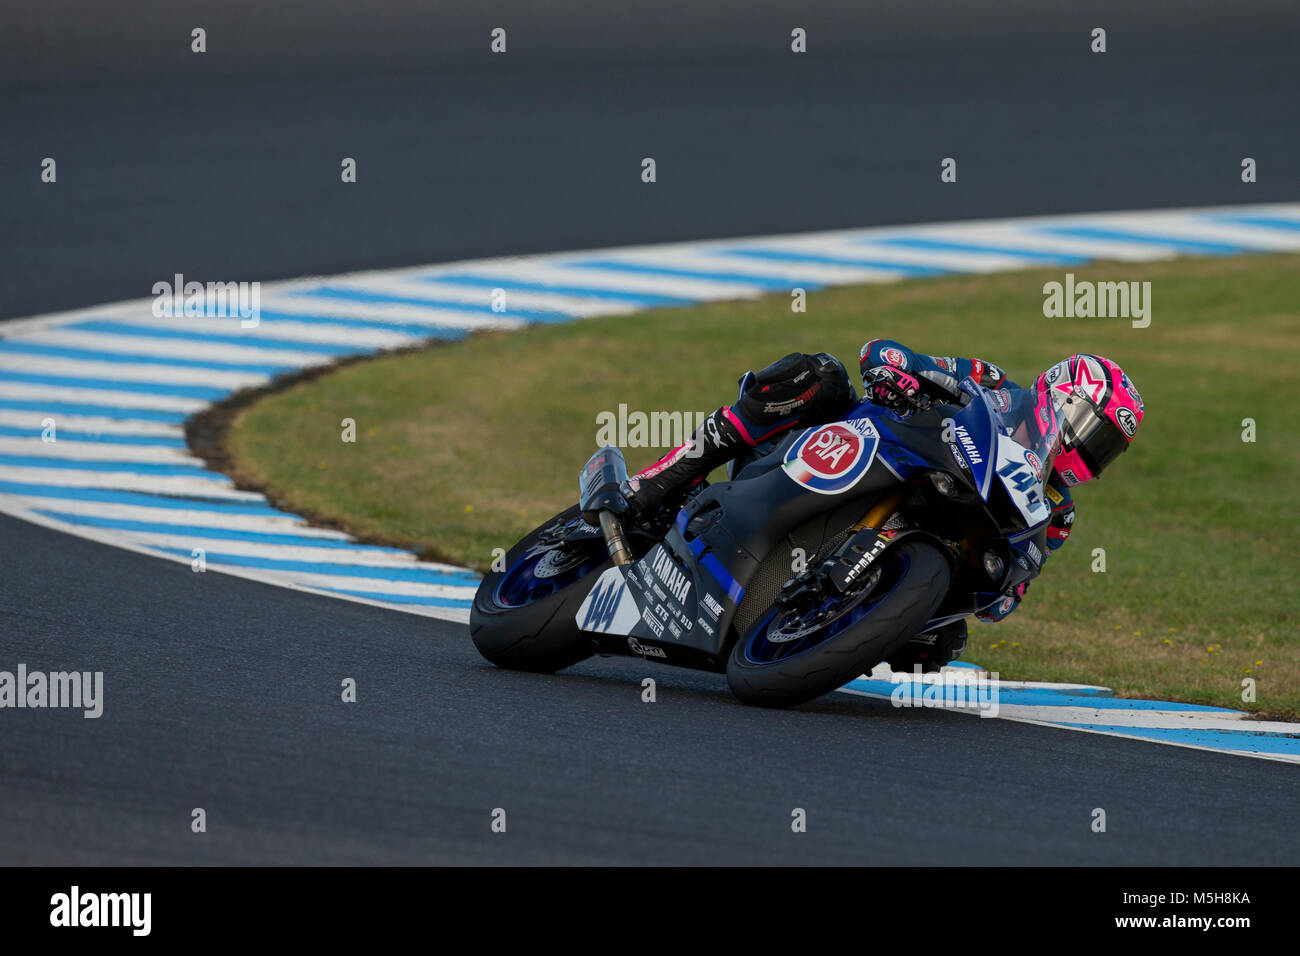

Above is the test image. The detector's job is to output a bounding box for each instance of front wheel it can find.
[726,540,950,708]
[470,506,610,673]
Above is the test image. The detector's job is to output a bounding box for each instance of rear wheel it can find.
[726,540,950,708]
[470,506,610,673]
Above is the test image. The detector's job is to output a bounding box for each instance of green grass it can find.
[226,253,1300,716]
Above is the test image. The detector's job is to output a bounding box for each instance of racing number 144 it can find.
[997,459,1041,506]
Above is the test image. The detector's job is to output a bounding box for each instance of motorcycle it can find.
[471,375,1056,708]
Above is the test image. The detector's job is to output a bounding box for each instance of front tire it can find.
[470,506,610,673]
[726,540,950,708]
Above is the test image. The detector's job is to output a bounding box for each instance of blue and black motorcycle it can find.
[471,376,1055,708]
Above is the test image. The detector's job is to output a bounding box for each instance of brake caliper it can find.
[776,526,896,611]
[823,527,900,593]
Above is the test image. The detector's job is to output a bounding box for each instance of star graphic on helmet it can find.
[1073,359,1106,403]
[1056,358,1104,403]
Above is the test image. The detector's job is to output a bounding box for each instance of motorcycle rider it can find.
[621,341,1145,670]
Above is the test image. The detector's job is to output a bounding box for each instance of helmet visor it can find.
[1059,395,1128,477]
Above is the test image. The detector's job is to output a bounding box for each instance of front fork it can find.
[598,511,634,567]
[578,445,636,567]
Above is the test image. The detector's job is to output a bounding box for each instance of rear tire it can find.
[726,540,950,708]
[470,506,610,673]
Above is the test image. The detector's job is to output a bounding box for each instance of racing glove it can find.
[864,365,924,411]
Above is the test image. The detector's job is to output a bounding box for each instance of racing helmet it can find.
[1034,354,1143,485]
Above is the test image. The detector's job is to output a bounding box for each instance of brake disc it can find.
[767,565,883,643]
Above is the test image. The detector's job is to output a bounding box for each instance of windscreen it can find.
[987,387,1061,527]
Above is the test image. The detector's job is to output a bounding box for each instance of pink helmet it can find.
[1034,354,1143,486]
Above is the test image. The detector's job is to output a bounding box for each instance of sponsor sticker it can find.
[953,424,984,466]
[764,395,812,415]
[702,593,724,619]
[1122,373,1144,411]
[881,347,908,369]
[1025,450,1042,480]
[627,637,666,659]
[1115,406,1138,438]
[649,546,691,604]
[641,607,664,637]
[782,419,880,495]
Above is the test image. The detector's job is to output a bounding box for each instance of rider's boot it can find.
[621,407,746,525]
